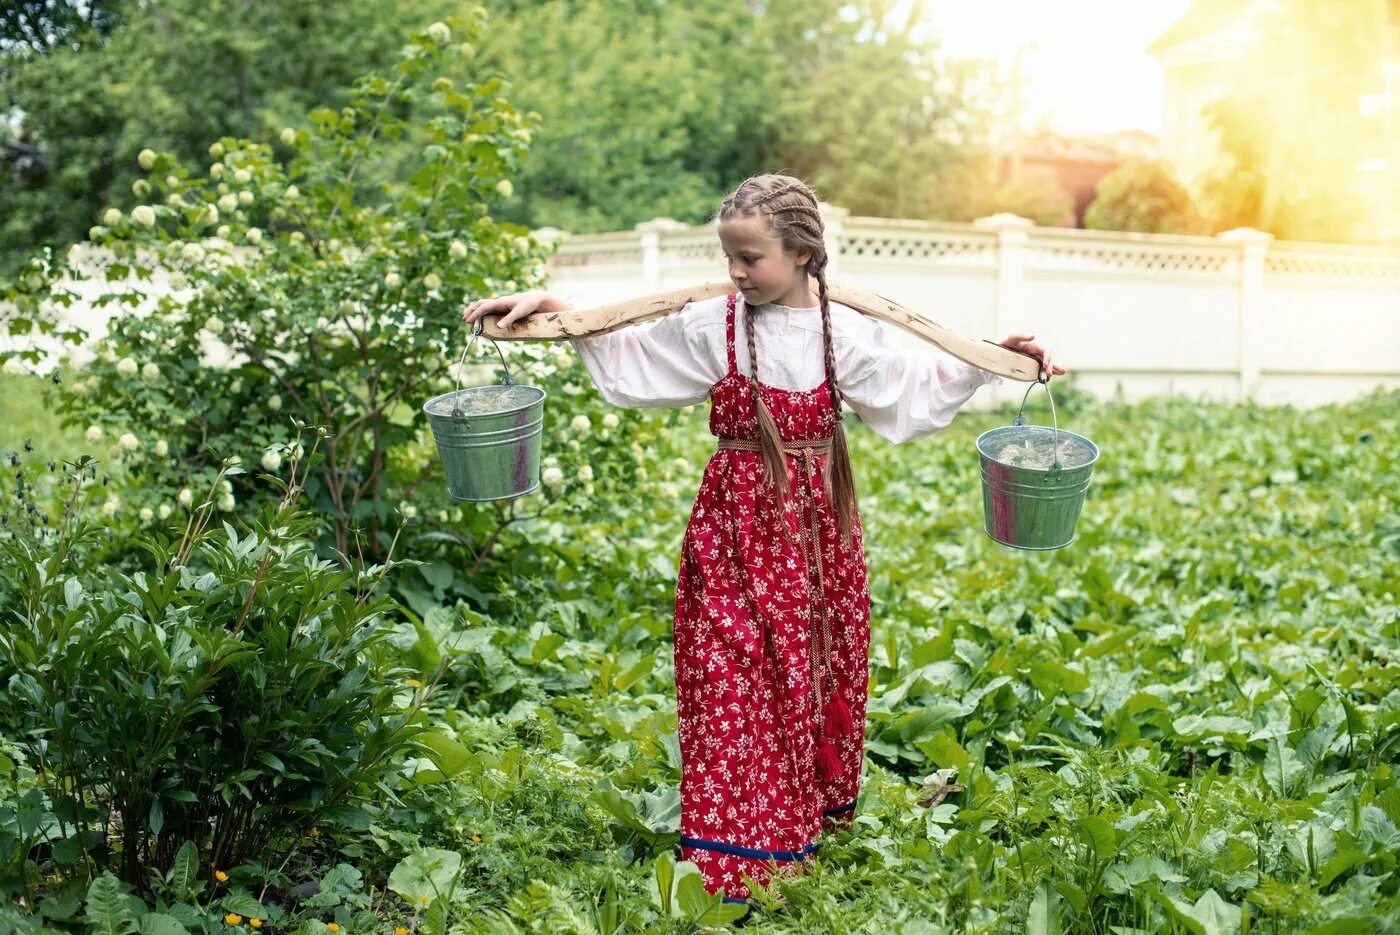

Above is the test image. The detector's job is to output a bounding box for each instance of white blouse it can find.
[567,292,1002,444]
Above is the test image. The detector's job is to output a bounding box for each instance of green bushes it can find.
[0,440,428,898]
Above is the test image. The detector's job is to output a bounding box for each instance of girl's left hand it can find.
[998,333,1066,381]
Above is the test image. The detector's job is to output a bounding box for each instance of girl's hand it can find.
[462,290,572,329]
[998,333,1066,381]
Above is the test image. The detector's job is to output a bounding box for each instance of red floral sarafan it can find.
[673,294,871,902]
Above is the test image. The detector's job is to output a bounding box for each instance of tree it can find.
[0,0,457,275]
[476,0,1000,231]
[0,0,125,66]
[1084,159,1204,235]
[760,0,998,221]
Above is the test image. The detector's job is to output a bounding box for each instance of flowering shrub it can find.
[1,14,549,560]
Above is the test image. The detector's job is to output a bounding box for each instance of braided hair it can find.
[716,174,858,545]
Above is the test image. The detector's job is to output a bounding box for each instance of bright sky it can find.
[910,0,1194,136]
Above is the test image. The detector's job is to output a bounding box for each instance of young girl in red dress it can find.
[464,174,1063,904]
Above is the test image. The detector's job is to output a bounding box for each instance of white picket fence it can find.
[6,211,1397,410]
[542,208,1400,409]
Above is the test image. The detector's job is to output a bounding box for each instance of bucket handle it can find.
[1012,374,1063,471]
[451,319,517,416]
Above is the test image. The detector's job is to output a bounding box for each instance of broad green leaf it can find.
[654,852,676,915]
[1075,816,1118,863]
[388,848,462,905]
[614,654,655,691]
[139,913,190,935]
[1026,881,1062,935]
[1263,739,1305,797]
[220,890,268,917]
[83,874,138,935]
[168,840,200,902]
[412,731,475,780]
[1028,661,1090,696]
[916,729,970,775]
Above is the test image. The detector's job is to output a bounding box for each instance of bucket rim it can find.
[975,424,1100,468]
[422,384,548,421]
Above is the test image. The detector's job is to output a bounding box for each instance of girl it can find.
[463,174,1064,904]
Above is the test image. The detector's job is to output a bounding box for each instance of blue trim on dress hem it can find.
[680,836,820,861]
[822,800,857,817]
[722,896,750,904]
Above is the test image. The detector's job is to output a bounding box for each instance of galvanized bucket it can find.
[422,322,546,502]
[976,379,1099,550]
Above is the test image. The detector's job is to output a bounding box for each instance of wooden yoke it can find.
[477,280,1043,381]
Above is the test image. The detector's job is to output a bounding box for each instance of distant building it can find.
[1147,0,1273,189]
[1148,0,1398,243]
[999,130,1161,227]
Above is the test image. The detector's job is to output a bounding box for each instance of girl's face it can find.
[717,213,815,308]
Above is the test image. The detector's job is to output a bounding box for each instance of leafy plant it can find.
[0,431,430,893]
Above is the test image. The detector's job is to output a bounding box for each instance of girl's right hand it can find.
[462,290,572,329]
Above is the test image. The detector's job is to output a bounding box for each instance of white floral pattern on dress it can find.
[675,294,870,900]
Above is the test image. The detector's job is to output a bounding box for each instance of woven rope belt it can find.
[715,436,836,732]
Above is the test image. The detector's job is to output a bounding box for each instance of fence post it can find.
[1218,227,1273,400]
[634,218,686,291]
[818,202,850,278]
[973,214,1035,398]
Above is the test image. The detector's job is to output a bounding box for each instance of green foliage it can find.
[972,163,1078,228]
[0,0,459,274]
[1084,159,1205,235]
[4,0,1022,279]
[4,307,1398,927]
[480,0,1001,231]
[3,15,547,560]
[0,434,429,893]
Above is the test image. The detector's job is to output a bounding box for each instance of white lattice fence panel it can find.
[1264,247,1400,282]
[840,226,997,268]
[1026,235,1233,278]
[551,234,644,268]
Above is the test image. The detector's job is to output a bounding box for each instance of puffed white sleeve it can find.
[834,311,1003,444]
[565,302,720,409]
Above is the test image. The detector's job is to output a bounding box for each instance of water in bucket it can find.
[976,380,1099,550]
[422,324,547,502]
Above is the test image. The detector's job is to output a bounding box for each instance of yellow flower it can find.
[406,678,422,688]
[471,834,482,843]
[215,870,229,882]
[417,895,430,905]
[326,925,341,933]
[250,921,263,929]
[396,928,409,935]
[309,826,320,837]
[225,913,242,924]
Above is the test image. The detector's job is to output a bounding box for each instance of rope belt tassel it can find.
[716,436,848,781]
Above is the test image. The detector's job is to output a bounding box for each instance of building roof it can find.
[1147,0,1261,56]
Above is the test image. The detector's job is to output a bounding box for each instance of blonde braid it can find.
[815,264,858,545]
[744,296,790,503]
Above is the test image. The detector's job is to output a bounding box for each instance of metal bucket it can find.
[423,323,546,502]
[976,379,1099,550]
